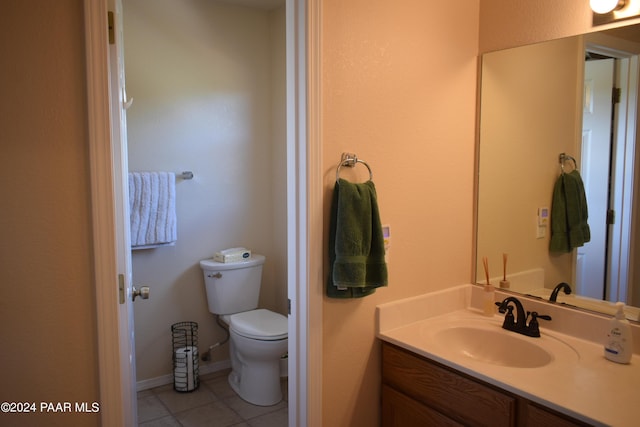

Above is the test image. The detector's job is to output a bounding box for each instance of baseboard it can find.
[136,359,231,392]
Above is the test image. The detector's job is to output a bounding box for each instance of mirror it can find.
[476,24,640,321]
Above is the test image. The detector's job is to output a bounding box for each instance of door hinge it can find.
[612,87,621,104]
[607,209,615,225]
[108,11,115,45]
[118,274,125,304]
[288,298,291,315]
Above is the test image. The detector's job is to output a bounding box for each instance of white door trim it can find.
[609,55,638,302]
[287,0,322,425]
[288,0,323,425]
[585,36,640,304]
[84,0,135,425]
[304,0,323,425]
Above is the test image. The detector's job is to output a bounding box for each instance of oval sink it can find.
[432,326,552,368]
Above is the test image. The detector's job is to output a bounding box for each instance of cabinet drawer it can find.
[523,402,591,427]
[382,384,464,427]
[382,343,516,427]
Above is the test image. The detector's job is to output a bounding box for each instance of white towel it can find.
[128,172,177,247]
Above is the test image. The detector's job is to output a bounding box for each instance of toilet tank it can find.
[199,254,266,315]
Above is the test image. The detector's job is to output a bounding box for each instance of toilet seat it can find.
[228,309,288,341]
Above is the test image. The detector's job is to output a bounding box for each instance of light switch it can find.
[538,207,549,226]
[382,224,390,252]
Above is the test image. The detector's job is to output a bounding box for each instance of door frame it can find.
[286,0,323,425]
[579,57,615,299]
[584,36,640,303]
[84,0,135,425]
[84,0,322,425]
[607,54,638,302]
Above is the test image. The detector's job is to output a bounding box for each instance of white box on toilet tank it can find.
[213,247,251,263]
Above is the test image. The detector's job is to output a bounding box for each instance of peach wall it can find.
[321,1,479,425]
[0,1,100,426]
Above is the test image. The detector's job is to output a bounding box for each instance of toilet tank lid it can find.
[229,309,288,340]
[200,254,265,271]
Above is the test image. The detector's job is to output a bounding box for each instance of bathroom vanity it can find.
[382,342,588,426]
[377,285,640,427]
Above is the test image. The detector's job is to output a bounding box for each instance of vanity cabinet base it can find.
[381,342,591,427]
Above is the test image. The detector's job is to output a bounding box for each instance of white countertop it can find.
[376,285,640,427]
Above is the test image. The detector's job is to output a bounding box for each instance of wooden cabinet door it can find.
[382,343,516,427]
[523,402,592,427]
[382,384,464,427]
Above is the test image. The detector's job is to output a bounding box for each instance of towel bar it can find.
[179,171,194,180]
[336,153,373,183]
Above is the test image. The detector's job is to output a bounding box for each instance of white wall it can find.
[123,0,287,382]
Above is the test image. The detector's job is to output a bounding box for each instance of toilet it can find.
[199,254,288,406]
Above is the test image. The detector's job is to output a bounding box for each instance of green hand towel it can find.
[327,179,388,298]
[550,170,591,253]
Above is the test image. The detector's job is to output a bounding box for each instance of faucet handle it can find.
[497,304,515,329]
[527,311,552,322]
[533,312,551,321]
[505,305,515,320]
[526,311,551,337]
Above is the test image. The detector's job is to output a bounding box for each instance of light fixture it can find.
[591,0,640,25]
[590,0,625,14]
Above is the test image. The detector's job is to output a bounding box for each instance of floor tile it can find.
[137,394,170,423]
[155,386,218,414]
[137,389,154,398]
[247,407,288,427]
[201,373,237,400]
[139,415,183,427]
[137,371,288,427]
[224,395,286,421]
[175,400,244,427]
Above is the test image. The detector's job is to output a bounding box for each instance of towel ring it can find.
[559,153,577,173]
[336,153,373,183]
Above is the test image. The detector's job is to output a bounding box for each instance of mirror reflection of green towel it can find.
[327,179,388,298]
[550,170,590,253]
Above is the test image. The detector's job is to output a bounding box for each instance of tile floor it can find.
[137,369,288,427]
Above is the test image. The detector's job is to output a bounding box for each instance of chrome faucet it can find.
[496,297,551,338]
[549,282,572,302]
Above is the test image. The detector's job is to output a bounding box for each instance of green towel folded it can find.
[549,170,591,253]
[327,178,388,298]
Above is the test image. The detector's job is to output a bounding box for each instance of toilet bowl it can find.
[224,309,287,406]
[200,255,288,406]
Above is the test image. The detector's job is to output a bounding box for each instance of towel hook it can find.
[559,153,577,174]
[336,152,373,183]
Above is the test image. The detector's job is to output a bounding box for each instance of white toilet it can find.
[199,254,288,406]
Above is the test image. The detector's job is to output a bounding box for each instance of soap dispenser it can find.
[604,302,633,364]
